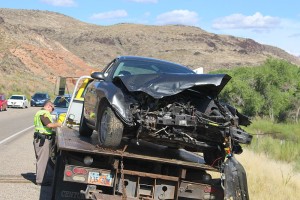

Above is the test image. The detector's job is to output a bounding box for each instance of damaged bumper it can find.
[223,157,249,200]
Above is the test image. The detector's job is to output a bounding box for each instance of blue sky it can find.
[1,0,300,56]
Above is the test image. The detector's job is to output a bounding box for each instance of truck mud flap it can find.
[223,157,249,200]
[52,154,87,200]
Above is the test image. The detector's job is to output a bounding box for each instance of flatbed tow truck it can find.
[51,76,249,200]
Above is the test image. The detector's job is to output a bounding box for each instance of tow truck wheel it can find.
[98,103,123,148]
[79,107,94,137]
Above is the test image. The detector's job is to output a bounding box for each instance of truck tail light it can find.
[65,170,73,177]
[73,167,88,175]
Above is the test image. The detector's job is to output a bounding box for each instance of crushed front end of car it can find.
[112,73,253,166]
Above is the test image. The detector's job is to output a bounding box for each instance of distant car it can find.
[51,94,71,122]
[7,95,29,108]
[0,94,8,111]
[31,92,50,107]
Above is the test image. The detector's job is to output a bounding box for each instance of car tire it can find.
[0,106,2,111]
[79,108,94,137]
[204,148,225,167]
[98,103,123,148]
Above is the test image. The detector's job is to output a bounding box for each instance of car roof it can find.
[117,56,187,67]
[33,92,49,95]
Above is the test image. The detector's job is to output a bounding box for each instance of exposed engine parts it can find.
[130,91,252,162]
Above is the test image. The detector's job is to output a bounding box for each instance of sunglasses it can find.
[49,105,55,111]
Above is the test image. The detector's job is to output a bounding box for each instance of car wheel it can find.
[98,103,123,148]
[0,106,2,111]
[79,107,94,137]
[204,148,225,167]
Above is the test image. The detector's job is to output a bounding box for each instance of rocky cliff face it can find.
[0,8,299,96]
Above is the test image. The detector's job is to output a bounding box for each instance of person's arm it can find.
[40,115,62,128]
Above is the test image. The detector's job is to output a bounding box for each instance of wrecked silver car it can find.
[79,56,252,165]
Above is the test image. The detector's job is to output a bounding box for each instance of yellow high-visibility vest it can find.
[34,110,53,135]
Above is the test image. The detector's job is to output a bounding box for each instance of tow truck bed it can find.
[57,126,218,172]
[53,127,225,200]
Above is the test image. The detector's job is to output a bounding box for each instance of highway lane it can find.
[0,107,52,200]
[0,107,39,142]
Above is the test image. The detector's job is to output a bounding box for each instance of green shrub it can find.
[212,58,300,122]
[244,118,300,171]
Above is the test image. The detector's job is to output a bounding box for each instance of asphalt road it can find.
[0,107,52,200]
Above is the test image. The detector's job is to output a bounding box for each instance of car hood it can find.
[114,73,231,98]
[8,99,24,102]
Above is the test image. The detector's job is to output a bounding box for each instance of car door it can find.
[21,96,26,108]
[24,96,29,108]
[0,95,7,111]
[84,60,117,127]
[46,93,50,102]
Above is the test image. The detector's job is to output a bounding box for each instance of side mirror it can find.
[91,72,105,80]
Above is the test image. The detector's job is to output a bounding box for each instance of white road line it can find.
[0,125,34,145]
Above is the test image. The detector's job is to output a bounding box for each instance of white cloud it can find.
[156,10,199,26]
[90,10,128,20]
[40,0,76,7]
[127,0,158,3]
[212,12,281,31]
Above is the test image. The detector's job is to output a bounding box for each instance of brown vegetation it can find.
[236,150,300,200]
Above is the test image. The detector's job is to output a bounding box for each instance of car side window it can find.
[113,62,125,77]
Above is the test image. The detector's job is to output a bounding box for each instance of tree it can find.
[211,58,300,122]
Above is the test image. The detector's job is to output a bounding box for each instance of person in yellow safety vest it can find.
[33,100,62,186]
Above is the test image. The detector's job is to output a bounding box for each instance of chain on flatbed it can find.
[120,145,128,200]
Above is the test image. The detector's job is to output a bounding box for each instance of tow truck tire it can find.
[98,103,123,148]
[79,109,94,137]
